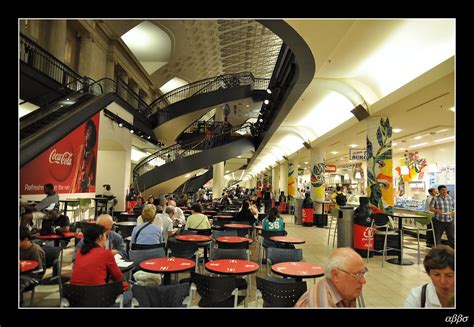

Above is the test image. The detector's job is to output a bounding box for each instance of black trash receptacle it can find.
[353,197,374,257]
[314,213,328,227]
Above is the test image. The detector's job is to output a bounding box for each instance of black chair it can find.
[178,229,198,235]
[259,230,287,266]
[217,240,250,250]
[266,248,303,275]
[188,228,212,235]
[210,248,249,260]
[60,281,124,307]
[20,275,39,307]
[167,238,199,272]
[128,245,166,267]
[190,271,247,307]
[37,246,65,302]
[131,283,191,307]
[255,276,307,307]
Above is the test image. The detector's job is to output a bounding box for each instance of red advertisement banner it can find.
[20,113,100,194]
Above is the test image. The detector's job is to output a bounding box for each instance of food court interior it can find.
[19,19,455,308]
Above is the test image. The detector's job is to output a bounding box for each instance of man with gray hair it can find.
[73,214,127,261]
[295,247,367,307]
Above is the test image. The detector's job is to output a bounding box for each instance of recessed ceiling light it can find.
[392,142,398,146]
[414,136,422,140]
[392,128,402,133]
[349,144,358,148]
[433,136,455,142]
[449,106,455,112]
[408,142,428,148]
[304,161,308,164]
[331,151,338,154]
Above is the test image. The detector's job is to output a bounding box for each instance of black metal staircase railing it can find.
[133,122,254,180]
[20,33,84,91]
[149,72,270,114]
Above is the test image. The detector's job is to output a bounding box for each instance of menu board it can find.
[435,166,455,185]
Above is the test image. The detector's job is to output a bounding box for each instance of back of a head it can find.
[267,207,279,222]
[423,245,454,273]
[96,214,113,226]
[336,186,342,192]
[81,224,105,255]
[20,226,31,241]
[141,204,157,222]
[191,203,202,213]
[165,207,175,215]
[44,183,54,193]
[241,201,250,211]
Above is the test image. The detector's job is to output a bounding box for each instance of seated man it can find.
[20,226,45,277]
[40,207,70,247]
[73,214,127,261]
[20,183,59,228]
[295,248,367,307]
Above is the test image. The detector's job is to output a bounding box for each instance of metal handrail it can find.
[20,33,83,89]
[149,72,269,113]
[133,122,253,179]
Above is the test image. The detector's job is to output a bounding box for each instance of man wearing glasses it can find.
[295,248,367,307]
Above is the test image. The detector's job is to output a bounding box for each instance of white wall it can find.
[96,103,133,211]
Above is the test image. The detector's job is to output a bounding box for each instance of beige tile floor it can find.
[21,213,432,308]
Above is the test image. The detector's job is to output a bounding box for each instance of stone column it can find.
[47,20,67,62]
[77,32,94,78]
[105,54,115,80]
[366,117,394,213]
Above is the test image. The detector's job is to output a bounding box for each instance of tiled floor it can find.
[21,213,432,308]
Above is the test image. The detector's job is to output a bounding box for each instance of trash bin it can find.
[353,197,374,257]
[294,198,303,225]
[313,201,328,228]
[302,193,314,226]
[337,206,355,248]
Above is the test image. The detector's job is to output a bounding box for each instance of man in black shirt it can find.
[40,208,70,247]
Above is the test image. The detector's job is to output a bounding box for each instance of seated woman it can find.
[404,245,454,307]
[132,196,145,215]
[184,203,211,230]
[262,207,287,248]
[70,224,128,291]
[130,205,163,250]
[235,201,257,226]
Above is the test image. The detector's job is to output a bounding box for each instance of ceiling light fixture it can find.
[264,99,270,105]
[266,89,272,94]
[393,128,402,133]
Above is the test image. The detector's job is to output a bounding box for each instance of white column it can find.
[272,165,280,198]
[279,160,288,197]
[310,147,325,214]
[288,161,299,200]
[212,162,225,200]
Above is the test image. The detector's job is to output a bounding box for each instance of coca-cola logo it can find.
[48,142,74,182]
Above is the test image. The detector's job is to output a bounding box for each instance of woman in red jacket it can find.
[70,224,128,290]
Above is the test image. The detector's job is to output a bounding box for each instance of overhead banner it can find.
[20,113,100,194]
[350,149,367,161]
[325,164,336,173]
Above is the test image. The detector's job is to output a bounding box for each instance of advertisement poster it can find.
[20,113,100,194]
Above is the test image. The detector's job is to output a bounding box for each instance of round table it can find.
[205,259,259,275]
[216,236,254,244]
[269,236,305,245]
[224,224,251,229]
[20,260,39,274]
[271,262,324,281]
[140,257,196,285]
[176,235,212,242]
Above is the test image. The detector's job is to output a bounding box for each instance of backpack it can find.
[335,192,347,206]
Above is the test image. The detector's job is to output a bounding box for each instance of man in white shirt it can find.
[425,188,437,247]
[160,207,178,244]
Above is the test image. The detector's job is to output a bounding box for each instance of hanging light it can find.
[401,165,409,175]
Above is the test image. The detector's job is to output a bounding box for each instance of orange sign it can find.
[325,165,337,173]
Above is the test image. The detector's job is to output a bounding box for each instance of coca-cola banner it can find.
[20,113,100,194]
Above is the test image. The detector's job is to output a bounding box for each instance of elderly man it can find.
[295,248,367,307]
[73,214,127,261]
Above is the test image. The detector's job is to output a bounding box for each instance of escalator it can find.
[20,78,157,168]
[133,123,255,194]
[174,167,213,194]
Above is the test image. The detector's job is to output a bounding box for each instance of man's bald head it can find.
[96,214,113,234]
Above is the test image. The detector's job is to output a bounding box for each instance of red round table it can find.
[224,224,251,229]
[270,236,305,245]
[216,236,254,244]
[205,259,259,275]
[176,235,212,242]
[271,262,325,281]
[213,215,233,220]
[20,260,39,274]
[140,257,196,285]
[34,232,77,247]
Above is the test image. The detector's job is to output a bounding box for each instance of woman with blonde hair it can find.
[130,204,163,250]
